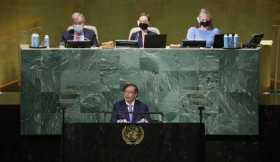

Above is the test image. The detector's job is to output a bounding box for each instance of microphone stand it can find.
[198,106,205,124]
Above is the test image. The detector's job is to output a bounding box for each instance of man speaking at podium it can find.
[111,84,151,123]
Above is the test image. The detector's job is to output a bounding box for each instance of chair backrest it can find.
[67,25,99,43]
[128,27,160,40]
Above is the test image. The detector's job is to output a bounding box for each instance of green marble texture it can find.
[21,48,260,135]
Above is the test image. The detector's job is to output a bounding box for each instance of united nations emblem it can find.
[121,125,144,145]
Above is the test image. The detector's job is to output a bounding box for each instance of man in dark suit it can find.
[111,84,151,123]
[129,12,158,48]
[62,12,99,47]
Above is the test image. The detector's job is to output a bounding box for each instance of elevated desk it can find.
[20,46,261,135]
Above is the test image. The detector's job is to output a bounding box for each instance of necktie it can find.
[75,32,81,41]
[128,105,133,123]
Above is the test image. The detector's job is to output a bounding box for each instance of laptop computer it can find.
[144,34,167,48]
[115,40,139,48]
[213,34,224,48]
[65,40,92,48]
[181,40,206,48]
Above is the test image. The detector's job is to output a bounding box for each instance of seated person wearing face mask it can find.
[62,12,99,47]
[186,8,221,48]
[129,12,160,48]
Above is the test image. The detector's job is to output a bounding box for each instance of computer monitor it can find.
[65,40,92,48]
[144,34,167,48]
[181,40,206,48]
[213,34,224,48]
[115,40,139,48]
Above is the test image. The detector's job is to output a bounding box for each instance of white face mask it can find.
[73,25,83,32]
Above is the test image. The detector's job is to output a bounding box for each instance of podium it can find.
[63,123,205,162]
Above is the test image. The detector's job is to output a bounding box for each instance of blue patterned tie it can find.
[128,105,133,123]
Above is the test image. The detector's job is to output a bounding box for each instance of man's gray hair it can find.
[198,8,211,18]
[72,12,81,19]
[71,12,86,22]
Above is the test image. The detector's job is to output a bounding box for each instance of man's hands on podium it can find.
[117,119,128,123]
[116,118,149,123]
[137,118,149,123]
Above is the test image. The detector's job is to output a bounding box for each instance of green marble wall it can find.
[21,48,260,135]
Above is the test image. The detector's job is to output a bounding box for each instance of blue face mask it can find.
[73,25,83,32]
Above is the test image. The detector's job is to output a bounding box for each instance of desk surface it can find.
[20,44,261,51]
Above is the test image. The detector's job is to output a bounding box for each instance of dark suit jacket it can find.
[130,30,157,48]
[111,100,152,123]
[62,28,99,47]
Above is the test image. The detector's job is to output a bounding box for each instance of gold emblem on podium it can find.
[121,125,144,145]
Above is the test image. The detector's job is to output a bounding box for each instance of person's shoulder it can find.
[114,100,125,106]
[212,27,221,34]
[83,28,96,35]
[148,30,158,35]
[130,27,141,34]
[187,26,198,32]
[131,30,140,37]
[64,29,74,34]
[135,100,148,108]
[130,31,139,36]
